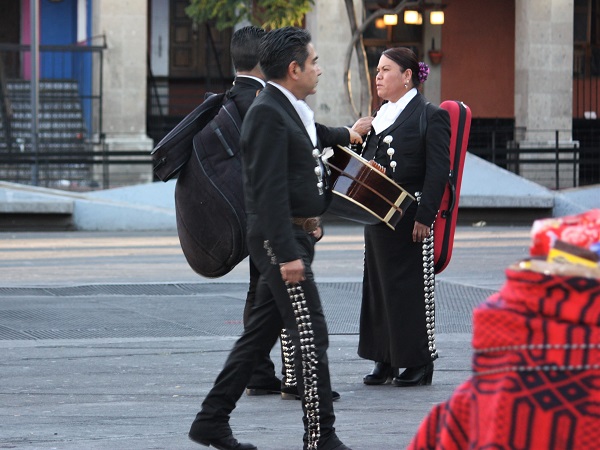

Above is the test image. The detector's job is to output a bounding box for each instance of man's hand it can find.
[279,259,305,284]
[310,225,323,241]
[348,128,363,144]
[412,221,431,243]
[351,116,374,136]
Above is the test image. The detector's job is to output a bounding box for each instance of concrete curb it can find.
[0,153,598,231]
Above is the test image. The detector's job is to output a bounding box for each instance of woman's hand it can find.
[412,221,431,243]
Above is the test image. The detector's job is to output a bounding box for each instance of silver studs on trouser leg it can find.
[287,283,320,450]
[422,229,438,360]
[415,191,438,360]
[280,329,297,389]
[263,242,298,387]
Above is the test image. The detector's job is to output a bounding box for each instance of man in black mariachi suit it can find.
[228,27,265,119]
[228,25,339,401]
[227,25,285,398]
[188,27,362,450]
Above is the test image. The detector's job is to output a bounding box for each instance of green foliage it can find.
[185,0,315,30]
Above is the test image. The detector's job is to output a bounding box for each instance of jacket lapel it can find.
[264,84,315,148]
[380,93,424,136]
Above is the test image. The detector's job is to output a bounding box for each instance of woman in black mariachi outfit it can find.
[358,47,450,386]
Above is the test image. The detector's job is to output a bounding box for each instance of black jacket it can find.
[362,93,450,226]
[240,84,350,263]
[229,76,263,119]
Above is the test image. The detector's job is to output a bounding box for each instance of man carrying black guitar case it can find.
[421,100,472,273]
[174,97,246,278]
[150,92,247,278]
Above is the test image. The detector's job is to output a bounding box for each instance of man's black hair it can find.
[231,25,266,72]
[258,27,311,81]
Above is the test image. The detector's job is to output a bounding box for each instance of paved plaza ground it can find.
[0,223,532,449]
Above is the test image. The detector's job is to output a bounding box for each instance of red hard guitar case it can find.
[433,100,472,273]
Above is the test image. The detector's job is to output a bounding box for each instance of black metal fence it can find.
[468,122,599,189]
[0,128,596,192]
[0,148,152,191]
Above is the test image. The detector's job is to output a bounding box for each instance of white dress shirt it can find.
[268,81,317,147]
[372,88,418,135]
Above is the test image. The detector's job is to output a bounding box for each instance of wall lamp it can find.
[404,10,422,25]
[379,4,445,27]
[383,14,399,26]
[404,3,446,25]
[430,11,445,25]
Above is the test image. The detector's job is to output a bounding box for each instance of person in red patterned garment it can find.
[409,209,600,450]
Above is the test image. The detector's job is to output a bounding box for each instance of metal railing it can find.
[469,126,599,190]
[0,139,595,193]
[0,39,106,143]
[0,57,14,152]
[0,39,106,186]
[0,147,152,191]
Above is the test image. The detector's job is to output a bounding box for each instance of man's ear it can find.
[288,61,300,80]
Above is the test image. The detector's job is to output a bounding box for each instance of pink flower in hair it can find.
[418,62,429,83]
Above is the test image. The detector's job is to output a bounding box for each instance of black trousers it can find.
[244,258,279,386]
[193,225,340,449]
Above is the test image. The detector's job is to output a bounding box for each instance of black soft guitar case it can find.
[174,98,247,278]
[151,93,226,181]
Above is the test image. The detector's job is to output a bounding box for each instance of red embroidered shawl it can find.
[409,267,600,449]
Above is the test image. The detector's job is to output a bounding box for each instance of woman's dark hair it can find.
[258,27,311,81]
[382,47,421,87]
[230,26,266,72]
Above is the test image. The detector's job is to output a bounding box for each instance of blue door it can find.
[40,0,94,138]
[40,0,78,79]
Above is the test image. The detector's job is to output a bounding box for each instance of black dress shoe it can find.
[321,442,351,450]
[245,377,282,396]
[188,432,257,450]
[363,362,393,385]
[281,385,341,401]
[392,362,434,387]
[305,432,350,450]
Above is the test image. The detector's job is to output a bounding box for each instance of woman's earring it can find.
[404,83,408,89]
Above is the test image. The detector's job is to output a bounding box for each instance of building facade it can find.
[0,0,597,189]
